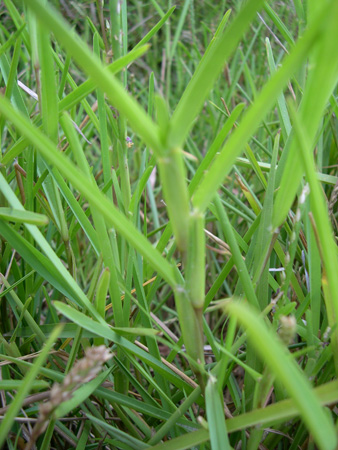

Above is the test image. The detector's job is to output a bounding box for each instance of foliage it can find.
[0,0,338,449]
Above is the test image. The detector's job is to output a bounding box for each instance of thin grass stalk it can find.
[155,136,207,380]
[111,0,131,211]
[169,0,265,148]
[205,374,231,450]
[147,387,202,446]
[94,268,110,346]
[35,15,75,277]
[57,46,149,113]
[252,132,280,309]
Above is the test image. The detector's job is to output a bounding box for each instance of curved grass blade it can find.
[0,172,106,321]
[0,96,176,288]
[225,301,337,450]
[148,429,209,450]
[58,45,149,112]
[54,368,112,419]
[148,379,338,449]
[134,6,175,51]
[226,379,338,434]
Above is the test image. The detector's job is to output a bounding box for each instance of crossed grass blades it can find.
[0,1,338,449]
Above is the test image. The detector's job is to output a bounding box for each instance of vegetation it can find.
[0,0,338,449]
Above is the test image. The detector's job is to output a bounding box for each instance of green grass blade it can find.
[214,196,259,309]
[0,172,105,320]
[58,46,148,112]
[263,3,295,46]
[170,0,265,148]
[55,368,112,419]
[273,1,338,227]
[265,38,292,140]
[85,413,149,450]
[0,23,26,57]
[0,380,48,390]
[287,100,338,372]
[188,103,245,195]
[53,301,190,391]
[252,132,280,308]
[134,6,175,51]
[226,379,338,433]
[205,375,231,450]
[0,207,48,225]
[0,95,176,288]
[192,3,330,212]
[169,0,191,61]
[225,301,337,450]
[23,0,163,155]
[0,325,63,449]
[148,429,209,450]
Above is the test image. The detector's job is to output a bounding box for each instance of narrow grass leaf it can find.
[58,46,148,112]
[85,413,149,450]
[0,23,26,57]
[55,368,112,418]
[226,379,338,433]
[273,1,338,227]
[0,325,63,449]
[0,380,48,390]
[0,96,176,288]
[134,6,175,50]
[0,207,48,225]
[148,429,209,450]
[205,374,231,450]
[265,38,292,140]
[53,301,190,391]
[287,100,338,372]
[23,0,163,155]
[0,172,106,321]
[192,4,331,212]
[225,301,337,450]
[170,0,265,147]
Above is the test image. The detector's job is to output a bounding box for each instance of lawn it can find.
[0,1,338,449]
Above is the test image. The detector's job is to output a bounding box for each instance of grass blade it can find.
[0,325,63,449]
[225,301,337,450]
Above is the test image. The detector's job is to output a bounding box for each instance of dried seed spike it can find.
[26,346,112,450]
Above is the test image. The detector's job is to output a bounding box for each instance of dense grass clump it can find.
[0,1,338,449]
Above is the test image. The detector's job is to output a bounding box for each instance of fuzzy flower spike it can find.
[25,346,112,450]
